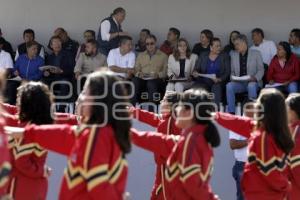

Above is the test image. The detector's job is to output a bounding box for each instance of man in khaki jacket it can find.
[132,34,168,109]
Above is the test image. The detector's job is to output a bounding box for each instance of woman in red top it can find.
[131,88,220,200]
[215,88,294,200]
[6,82,53,200]
[132,91,181,200]
[7,71,131,200]
[285,94,300,200]
[267,41,300,93]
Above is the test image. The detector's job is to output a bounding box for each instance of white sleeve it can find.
[14,49,19,61]
[39,46,45,59]
[5,54,13,69]
[101,20,111,41]
[127,53,136,68]
[107,50,115,67]
[270,41,277,58]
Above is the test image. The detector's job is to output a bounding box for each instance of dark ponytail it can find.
[181,89,220,147]
[258,89,294,154]
[85,70,131,154]
[203,121,220,147]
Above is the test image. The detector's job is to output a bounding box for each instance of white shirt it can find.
[107,48,135,77]
[229,131,248,162]
[0,50,13,69]
[100,17,119,41]
[250,39,277,65]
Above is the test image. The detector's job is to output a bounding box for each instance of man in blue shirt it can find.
[289,28,300,59]
[14,41,44,81]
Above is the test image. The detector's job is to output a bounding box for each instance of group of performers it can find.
[0,69,299,200]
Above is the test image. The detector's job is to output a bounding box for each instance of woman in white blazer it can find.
[166,38,198,92]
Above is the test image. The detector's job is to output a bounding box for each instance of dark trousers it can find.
[193,77,224,106]
[4,80,21,105]
[131,77,164,109]
[232,161,245,200]
[42,77,75,112]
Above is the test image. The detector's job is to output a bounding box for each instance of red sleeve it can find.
[24,124,76,156]
[215,112,253,138]
[131,128,177,159]
[1,103,17,115]
[290,155,300,189]
[133,107,161,127]
[267,59,275,82]
[14,152,46,178]
[54,113,79,125]
[2,113,19,127]
[289,132,300,189]
[86,126,125,200]
[0,132,11,195]
[180,133,218,200]
[249,133,291,192]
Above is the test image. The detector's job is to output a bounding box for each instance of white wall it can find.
[1,0,300,51]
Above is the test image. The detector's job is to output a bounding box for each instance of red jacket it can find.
[133,108,181,200]
[2,103,18,115]
[1,104,77,199]
[0,117,11,196]
[7,134,48,200]
[131,125,219,200]
[215,112,291,200]
[267,54,300,83]
[288,121,300,200]
[24,124,127,200]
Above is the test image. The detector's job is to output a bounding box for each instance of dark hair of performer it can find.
[176,88,220,147]
[286,94,300,124]
[256,89,294,154]
[17,82,54,125]
[78,70,132,153]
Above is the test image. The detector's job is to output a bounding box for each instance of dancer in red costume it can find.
[7,71,131,200]
[131,89,220,200]
[132,91,181,200]
[215,88,294,200]
[285,94,300,200]
[0,118,10,199]
[6,82,53,200]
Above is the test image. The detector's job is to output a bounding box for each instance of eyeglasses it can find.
[146,42,155,46]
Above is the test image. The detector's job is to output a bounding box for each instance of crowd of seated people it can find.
[0,7,300,114]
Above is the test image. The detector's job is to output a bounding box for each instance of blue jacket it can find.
[14,54,44,81]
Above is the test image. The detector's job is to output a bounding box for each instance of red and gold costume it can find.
[215,112,291,200]
[24,124,128,200]
[2,103,77,199]
[131,124,218,200]
[7,135,48,200]
[133,108,181,200]
[0,117,11,196]
[287,121,300,200]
